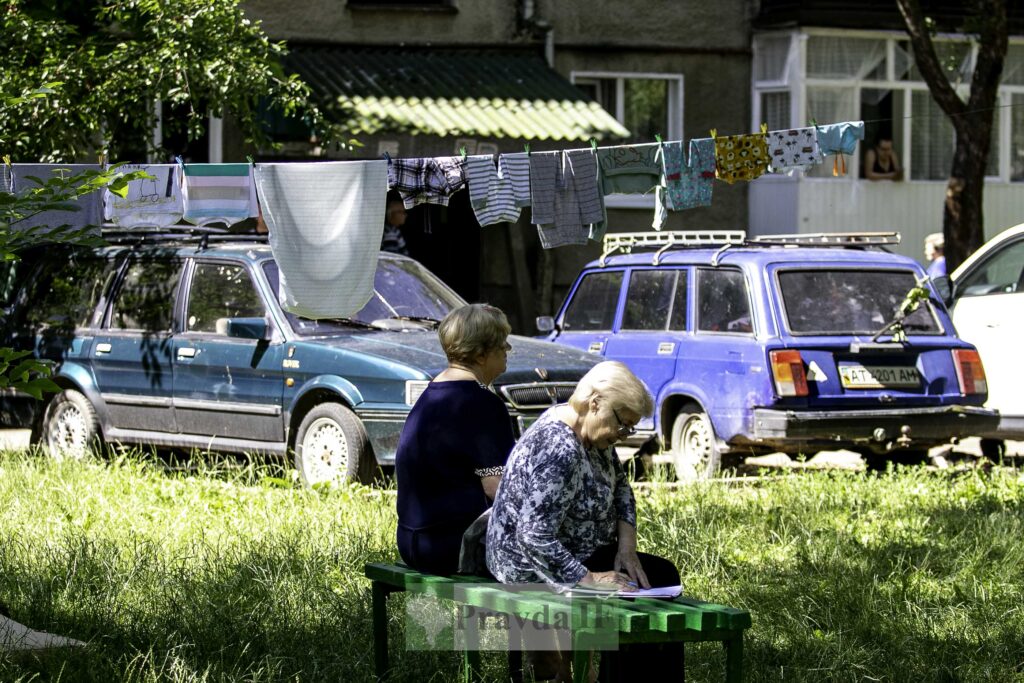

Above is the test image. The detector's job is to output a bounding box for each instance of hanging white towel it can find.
[104,164,183,228]
[10,164,104,235]
[181,162,258,227]
[256,161,387,319]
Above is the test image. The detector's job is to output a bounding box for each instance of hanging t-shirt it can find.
[815,121,865,176]
[104,163,183,228]
[465,155,521,226]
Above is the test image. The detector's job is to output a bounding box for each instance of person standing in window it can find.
[380,191,409,256]
[395,304,515,575]
[925,232,947,278]
[865,137,903,181]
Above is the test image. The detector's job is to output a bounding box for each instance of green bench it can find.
[365,562,751,682]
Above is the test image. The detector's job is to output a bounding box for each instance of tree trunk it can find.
[896,0,1008,272]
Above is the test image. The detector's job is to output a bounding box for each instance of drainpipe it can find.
[518,0,553,67]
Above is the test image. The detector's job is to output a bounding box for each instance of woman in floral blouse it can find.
[486,361,682,680]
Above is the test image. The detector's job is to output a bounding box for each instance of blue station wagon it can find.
[0,233,598,484]
[542,231,998,477]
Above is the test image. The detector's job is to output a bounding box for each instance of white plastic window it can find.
[806,36,886,80]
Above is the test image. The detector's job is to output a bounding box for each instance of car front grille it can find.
[499,382,577,410]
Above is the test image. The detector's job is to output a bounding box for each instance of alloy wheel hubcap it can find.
[301,417,349,485]
[49,404,88,460]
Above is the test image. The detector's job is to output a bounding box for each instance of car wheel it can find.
[670,405,720,481]
[41,389,101,461]
[293,402,375,487]
[980,438,1005,462]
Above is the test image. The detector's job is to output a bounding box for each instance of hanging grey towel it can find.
[528,151,559,225]
[10,164,103,235]
[256,161,387,319]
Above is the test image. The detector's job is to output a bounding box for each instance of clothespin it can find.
[524,143,530,154]
[810,118,818,129]
[589,138,598,151]
[655,133,663,144]
[710,128,717,140]
[459,146,467,160]
[760,123,768,135]
[2,154,9,168]
[382,150,392,163]
[246,155,254,164]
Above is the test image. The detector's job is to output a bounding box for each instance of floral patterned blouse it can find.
[485,407,637,587]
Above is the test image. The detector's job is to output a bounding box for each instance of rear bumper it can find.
[752,404,999,445]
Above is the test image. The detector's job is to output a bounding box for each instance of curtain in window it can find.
[755,35,793,83]
[760,91,791,131]
[910,91,954,180]
[806,87,857,177]
[806,37,885,80]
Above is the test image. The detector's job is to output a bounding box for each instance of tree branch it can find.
[966,0,1008,113]
[896,0,967,126]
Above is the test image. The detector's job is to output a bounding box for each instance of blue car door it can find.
[552,269,625,358]
[602,268,688,432]
[90,252,183,433]
[171,259,285,443]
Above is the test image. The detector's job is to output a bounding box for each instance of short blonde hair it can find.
[438,304,511,365]
[569,361,654,418]
[925,232,944,250]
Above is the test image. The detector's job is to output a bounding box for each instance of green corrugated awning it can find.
[284,45,630,142]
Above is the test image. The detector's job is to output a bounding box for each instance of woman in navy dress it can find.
[395,303,515,575]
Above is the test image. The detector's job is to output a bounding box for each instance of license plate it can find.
[839,363,920,389]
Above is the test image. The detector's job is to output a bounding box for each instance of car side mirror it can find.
[535,316,555,333]
[930,275,953,307]
[226,317,270,340]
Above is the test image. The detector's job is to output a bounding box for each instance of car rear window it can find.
[779,269,941,335]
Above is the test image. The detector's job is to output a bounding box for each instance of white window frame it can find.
[751,28,1024,184]
[571,71,684,208]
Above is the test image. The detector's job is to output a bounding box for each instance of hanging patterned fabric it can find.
[181,162,258,227]
[712,125,770,184]
[596,143,662,196]
[465,155,521,226]
[104,163,183,228]
[815,121,865,176]
[387,156,466,209]
[767,127,822,174]
[658,138,715,214]
[532,150,605,249]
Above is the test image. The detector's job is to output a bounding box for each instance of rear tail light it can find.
[770,349,809,397]
[952,349,987,395]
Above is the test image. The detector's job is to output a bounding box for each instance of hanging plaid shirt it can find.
[387,157,466,209]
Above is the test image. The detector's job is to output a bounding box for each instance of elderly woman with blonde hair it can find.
[486,361,682,680]
[395,303,515,576]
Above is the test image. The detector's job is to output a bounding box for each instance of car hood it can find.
[301,330,599,382]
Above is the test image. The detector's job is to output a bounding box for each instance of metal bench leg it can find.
[724,634,743,683]
[371,582,391,681]
[462,607,483,683]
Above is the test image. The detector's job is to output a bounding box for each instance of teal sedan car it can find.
[0,235,598,485]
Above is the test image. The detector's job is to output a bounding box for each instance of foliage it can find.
[0,0,333,161]
[896,0,1008,271]
[0,453,1020,682]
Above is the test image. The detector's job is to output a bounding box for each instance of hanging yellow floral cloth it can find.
[712,124,769,184]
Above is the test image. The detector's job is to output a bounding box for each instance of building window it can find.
[572,72,683,145]
[347,0,455,9]
[754,30,1024,183]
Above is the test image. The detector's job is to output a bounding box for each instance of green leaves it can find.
[0,348,60,399]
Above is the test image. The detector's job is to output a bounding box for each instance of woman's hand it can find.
[577,570,635,591]
[614,548,651,589]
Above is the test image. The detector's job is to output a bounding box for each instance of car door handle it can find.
[95,343,112,354]
[177,347,197,359]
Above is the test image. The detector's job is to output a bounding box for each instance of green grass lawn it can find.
[0,450,1021,682]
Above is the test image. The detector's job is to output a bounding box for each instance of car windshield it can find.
[779,268,941,335]
[262,257,466,336]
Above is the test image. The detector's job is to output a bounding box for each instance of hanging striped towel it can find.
[104,164,183,228]
[181,162,258,227]
[256,161,388,319]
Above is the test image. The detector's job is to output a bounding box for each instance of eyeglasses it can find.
[611,408,637,437]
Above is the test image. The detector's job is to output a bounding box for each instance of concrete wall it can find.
[242,0,518,45]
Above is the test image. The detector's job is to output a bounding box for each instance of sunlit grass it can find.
[0,448,1020,681]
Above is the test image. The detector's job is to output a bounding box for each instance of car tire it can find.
[41,389,102,461]
[293,402,375,487]
[980,438,1005,462]
[670,404,720,481]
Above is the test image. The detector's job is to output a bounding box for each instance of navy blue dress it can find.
[395,380,515,575]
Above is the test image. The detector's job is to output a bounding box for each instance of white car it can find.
[943,222,1024,457]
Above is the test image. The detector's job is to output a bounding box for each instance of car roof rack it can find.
[99,224,268,248]
[747,232,901,246]
[598,230,901,266]
[600,230,747,266]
